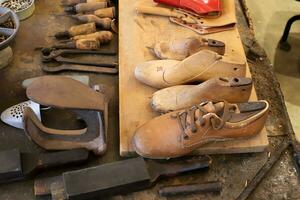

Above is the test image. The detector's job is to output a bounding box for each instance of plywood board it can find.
[119,0,269,157]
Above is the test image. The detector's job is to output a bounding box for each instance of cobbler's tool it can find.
[61,0,105,6]
[41,48,118,67]
[24,108,106,154]
[136,5,197,24]
[136,5,235,35]
[154,0,221,16]
[158,181,222,197]
[64,2,107,13]
[53,39,100,50]
[71,31,113,43]
[41,48,116,61]
[0,148,88,184]
[24,76,110,154]
[22,75,90,88]
[71,15,112,29]
[41,64,118,74]
[55,23,96,39]
[34,156,211,199]
[94,7,115,18]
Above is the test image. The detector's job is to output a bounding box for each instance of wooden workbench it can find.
[119,0,268,157]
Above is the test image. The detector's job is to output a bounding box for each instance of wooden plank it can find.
[119,0,269,157]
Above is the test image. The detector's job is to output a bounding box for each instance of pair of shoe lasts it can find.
[135,49,246,89]
[133,100,269,159]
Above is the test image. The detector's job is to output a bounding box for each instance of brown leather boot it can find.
[152,77,252,113]
[133,101,269,159]
[135,50,246,89]
[153,37,225,60]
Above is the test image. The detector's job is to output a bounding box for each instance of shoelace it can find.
[174,101,229,139]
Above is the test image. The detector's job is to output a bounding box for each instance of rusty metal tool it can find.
[41,48,118,67]
[158,181,222,197]
[34,156,211,199]
[41,64,118,74]
[0,148,89,184]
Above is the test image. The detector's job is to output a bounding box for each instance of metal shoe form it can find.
[153,37,225,60]
[151,77,253,113]
[1,100,41,129]
[24,76,109,155]
[135,50,246,89]
[23,107,106,155]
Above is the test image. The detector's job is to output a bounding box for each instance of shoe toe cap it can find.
[134,60,179,89]
[132,116,187,159]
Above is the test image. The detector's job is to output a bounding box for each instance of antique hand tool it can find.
[136,5,197,24]
[71,31,113,43]
[53,39,100,50]
[41,64,118,74]
[61,0,105,6]
[71,15,112,29]
[158,181,222,197]
[55,22,96,39]
[64,2,108,13]
[0,148,89,184]
[41,48,117,66]
[94,7,115,18]
[24,77,111,155]
[34,156,211,199]
[136,5,235,35]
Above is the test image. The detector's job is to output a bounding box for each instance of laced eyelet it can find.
[184,135,189,140]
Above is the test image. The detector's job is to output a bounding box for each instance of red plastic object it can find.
[153,0,221,15]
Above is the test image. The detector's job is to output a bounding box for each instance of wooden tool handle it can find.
[136,5,174,17]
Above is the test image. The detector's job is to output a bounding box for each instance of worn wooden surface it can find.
[119,0,268,157]
[0,1,299,200]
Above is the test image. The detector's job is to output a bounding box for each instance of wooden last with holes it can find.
[119,0,269,157]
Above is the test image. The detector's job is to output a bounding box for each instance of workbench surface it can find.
[0,1,299,200]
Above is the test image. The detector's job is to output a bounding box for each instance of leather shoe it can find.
[133,100,269,159]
